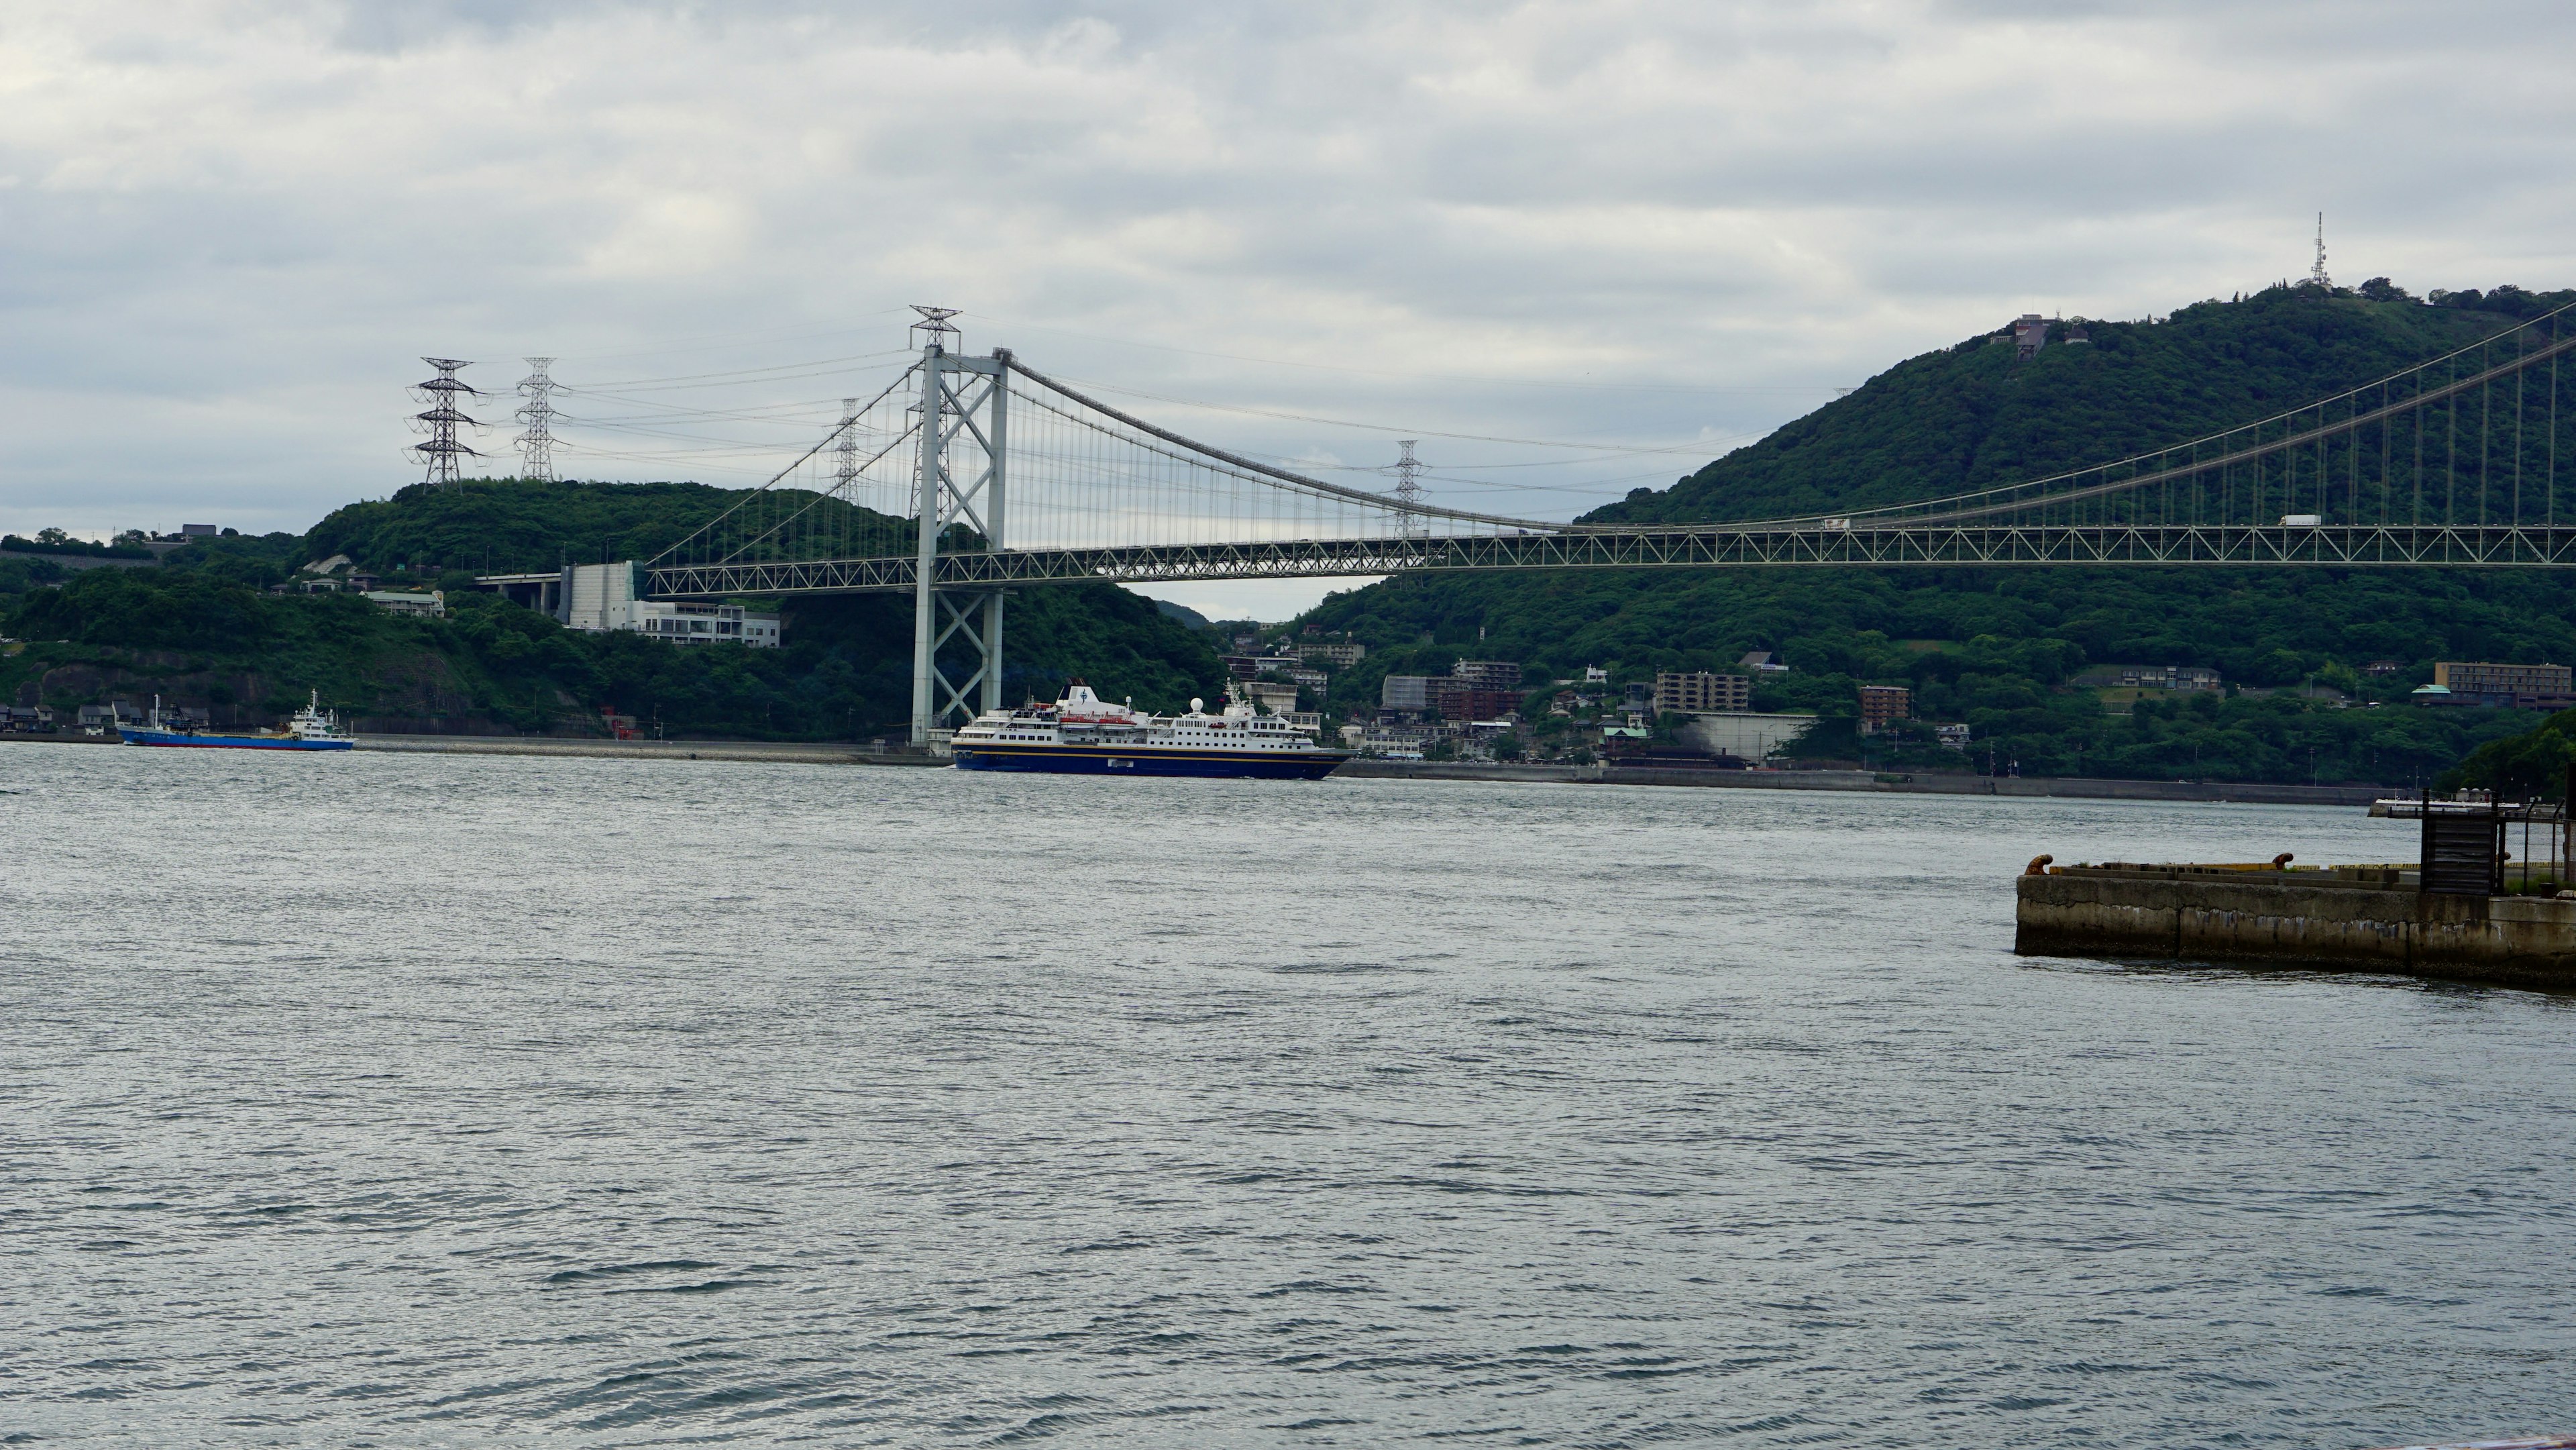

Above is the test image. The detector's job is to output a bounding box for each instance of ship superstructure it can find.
[950,682,1346,778]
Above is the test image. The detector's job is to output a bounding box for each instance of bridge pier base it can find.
[910,588,1005,743]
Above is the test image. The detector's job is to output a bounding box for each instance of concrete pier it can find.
[2016,864,2576,990]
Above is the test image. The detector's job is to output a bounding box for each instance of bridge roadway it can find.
[641,522,2576,597]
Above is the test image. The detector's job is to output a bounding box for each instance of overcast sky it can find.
[5,1,2571,616]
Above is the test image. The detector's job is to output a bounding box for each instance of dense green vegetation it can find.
[3,529,152,559]
[2443,710,2576,798]
[1295,282,2576,784]
[1,480,1218,737]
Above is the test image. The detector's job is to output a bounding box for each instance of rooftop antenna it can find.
[1392,439,1426,537]
[909,305,962,354]
[513,356,560,482]
[2310,213,2332,289]
[409,357,484,487]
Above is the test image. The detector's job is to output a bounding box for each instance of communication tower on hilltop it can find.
[2310,213,2332,290]
[514,357,561,482]
[409,358,485,486]
[1393,439,1426,535]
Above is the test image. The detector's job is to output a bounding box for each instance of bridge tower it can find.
[908,307,1012,743]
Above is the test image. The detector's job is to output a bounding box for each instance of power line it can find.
[1048,373,1741,454]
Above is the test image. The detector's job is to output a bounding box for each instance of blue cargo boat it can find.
[950,682,1346,779]
[120,692,356,752]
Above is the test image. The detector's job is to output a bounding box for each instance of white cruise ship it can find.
[950,682,1348,779]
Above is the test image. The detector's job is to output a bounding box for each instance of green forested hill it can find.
[1591,283,2561,525]
[1,479,1218,737]
[1297,281,2576,784]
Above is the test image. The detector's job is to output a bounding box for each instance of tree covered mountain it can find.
[1,479,1219,737]
[1295,281,2576,784]
[1589,282,2562,525]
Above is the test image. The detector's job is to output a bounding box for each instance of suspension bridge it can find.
[551,303,2575,742]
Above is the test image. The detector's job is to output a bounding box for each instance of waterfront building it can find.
[1858,684,1913,733]
[1678,712,1813,762]
[1654,671,1751,715]
[557,562,779,646]
[630,601,781,648]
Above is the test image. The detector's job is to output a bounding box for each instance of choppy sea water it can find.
[2,746,2571,1448]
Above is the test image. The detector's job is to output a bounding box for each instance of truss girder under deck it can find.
[643,523,2576,599]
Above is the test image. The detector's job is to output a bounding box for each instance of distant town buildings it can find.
[1243,680,1300,716]
[2422,661,2576,708]
[2433,661,2573,697]
[1450,660,1523,690]
[1431,683,1519,721]
[1297,640,1366,668]
[1935,723,1972,752]
[555,563,780,647]
[1381,675,1430,712]
[2073,664,2222,691]
[1678,712,1813,762]
[362,589,445,618]
[1654,671,1750,715]
[631,601,782,647]
[1738,650,1788,674]
[1858,684,1913,734]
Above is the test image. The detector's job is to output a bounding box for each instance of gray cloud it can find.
[3,0,2571,615]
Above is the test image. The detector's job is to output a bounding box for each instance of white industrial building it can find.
[1678,712,1814,762]
[557,562,781,648]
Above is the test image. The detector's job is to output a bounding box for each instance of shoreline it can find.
[1332,759,2393,807]
[0,731,940,766]
[3,731,2392,800]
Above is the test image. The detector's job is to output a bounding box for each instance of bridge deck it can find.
[639,523,2576,597]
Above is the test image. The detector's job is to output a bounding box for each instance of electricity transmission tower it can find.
[410,358,484,486]
[835,397,860,491]
[1393,439,1426,535]
[514,357,561,481]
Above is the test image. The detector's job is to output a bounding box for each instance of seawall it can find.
[1334,760,2387,807]
[2015,866,2576,990]
[351,734,943,765]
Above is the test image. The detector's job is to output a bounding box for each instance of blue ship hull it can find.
[953,744,1345,779]
[119,728,354,751]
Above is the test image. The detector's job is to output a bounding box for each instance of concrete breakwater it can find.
[2017,864,2576,990]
